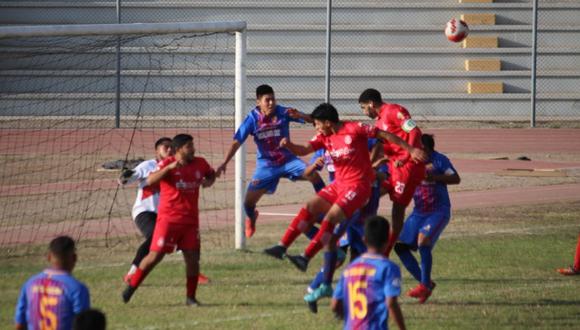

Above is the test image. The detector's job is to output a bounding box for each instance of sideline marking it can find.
[259,212,295,217]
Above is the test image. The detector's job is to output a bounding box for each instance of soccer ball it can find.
[445,18,469,43]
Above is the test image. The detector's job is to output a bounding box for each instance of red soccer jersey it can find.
[156,156,214,225]
[375,103,423,160]
[309,121,376,186]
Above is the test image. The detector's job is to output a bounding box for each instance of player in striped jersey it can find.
[15,236,91,330]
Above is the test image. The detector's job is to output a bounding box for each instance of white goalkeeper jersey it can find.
[125,159,160,220]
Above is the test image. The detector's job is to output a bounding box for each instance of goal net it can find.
[0,21,247,256]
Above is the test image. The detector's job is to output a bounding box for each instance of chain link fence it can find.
[0,0,579,128]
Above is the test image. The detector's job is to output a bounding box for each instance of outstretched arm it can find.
[279,137,314,156]
[376,130,427,164]
[216,140,242,177]
[287,108,313,123]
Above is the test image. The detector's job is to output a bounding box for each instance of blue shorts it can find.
[248,157,307,194]
[398,210,450,249]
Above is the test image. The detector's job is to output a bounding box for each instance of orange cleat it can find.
[557,266,580,276]
[407,282,435,304]
[197,272,210,284]
[245,210,259,238]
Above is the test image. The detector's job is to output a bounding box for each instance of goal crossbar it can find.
[0,21,246,39]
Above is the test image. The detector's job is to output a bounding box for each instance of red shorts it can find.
[317,181,372,218]
[383,161,426,207]
[150,221,200,253]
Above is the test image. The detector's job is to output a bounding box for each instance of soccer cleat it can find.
[287,254,309,272]
[122,286,136,304]
[304,283,333,303]
[186,297,201,307]
[245,210,259,238]
[263,244,287,260]
[307,301,318,314]
[406,283,434,304]
[197,273,210,285]
[123,273,132,285]
[557,266,580,276]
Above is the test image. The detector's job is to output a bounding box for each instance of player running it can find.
[216,84,325,238]
[332,215,406,330]
[359,88,426,256]
[272,103,426,303]
[15,236,91,330]
[394,134,461,303]
[122,134,216,306]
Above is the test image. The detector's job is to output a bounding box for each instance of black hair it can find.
[73,309,106,330]
[358,88,383,105]
[364,215,390,249]
[311,103,339,123]
[154,137,172,150]
[172,134,193,150]
[256,84,275,99]
[49,236,76,259]
[421,134,435,151]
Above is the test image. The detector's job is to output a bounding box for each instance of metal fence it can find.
[0,0,579,127]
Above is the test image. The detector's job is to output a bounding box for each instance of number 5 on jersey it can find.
[348,280,368,320]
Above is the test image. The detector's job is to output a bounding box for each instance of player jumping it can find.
[359,88,426,256]
[216,84,325,238]
[273,103,426,303]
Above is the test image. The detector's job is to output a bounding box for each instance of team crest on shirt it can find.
[344,135,352,145]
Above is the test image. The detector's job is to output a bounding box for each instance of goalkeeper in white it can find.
[118,137,173,284]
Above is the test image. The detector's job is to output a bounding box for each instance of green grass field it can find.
[2,202,579,330]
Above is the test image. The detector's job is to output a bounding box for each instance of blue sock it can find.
[419,245,433,288]
[304,226,319,240]
[312,179,325,193]
[244,204,256,221]
[322,251,337,285]
[309,267,325,291]
[395,244,421,282]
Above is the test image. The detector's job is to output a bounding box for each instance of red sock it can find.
[281,208,311,247]
[574,233,580,271]
[305,220,334,259]
[187,275,199,299]
[384,231,397,258]
[129,268,146,288]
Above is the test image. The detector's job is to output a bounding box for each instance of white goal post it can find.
[0,21,248,250]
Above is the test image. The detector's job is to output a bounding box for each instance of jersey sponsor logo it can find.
[344,135,352,145]
[176,179,201,190]
[329,147,355,159]
[401,119,417,133]
[256,128,281,140]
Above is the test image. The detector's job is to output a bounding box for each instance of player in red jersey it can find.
[122,134,216,306]
[271,103,426,302]
[556,232,580,275]
[359,88,426,256]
